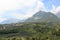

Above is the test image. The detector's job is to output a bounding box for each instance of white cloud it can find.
[0,0,45,22]
[51,5,60,14]
[7,0,44,19]
[23,0,44,18]
[0,18,7,22]
[54,6,60,13]
[0,0,37,14]
[11,13,25,19]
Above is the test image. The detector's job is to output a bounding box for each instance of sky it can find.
[0,0,60,22]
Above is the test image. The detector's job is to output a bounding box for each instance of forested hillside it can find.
[0,22,60,40]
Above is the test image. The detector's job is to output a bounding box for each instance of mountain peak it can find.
[25,11,59,22]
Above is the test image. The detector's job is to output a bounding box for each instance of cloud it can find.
[10,0,44,19]
[0,0,45,22]
[54,6,60,13]
[11,13,25,19]
[24,0,44,17]
[51,5,60,14]
[0,0,37,15]
[0,18,7,22]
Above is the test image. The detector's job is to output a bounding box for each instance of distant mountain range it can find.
[0,11,60,24]
[0,18,24,24]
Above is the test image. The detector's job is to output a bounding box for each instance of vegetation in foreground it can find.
[0,22,60,40]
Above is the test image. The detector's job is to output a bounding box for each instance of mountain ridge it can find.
[0,18,24,24]
[25,11,60,22]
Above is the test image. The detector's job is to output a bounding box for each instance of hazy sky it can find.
[0,0,60,22]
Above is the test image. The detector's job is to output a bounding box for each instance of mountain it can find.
[56,12,60,18]
[1,11,60,24]
[1,18,24,24]
[25,11,60,22]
